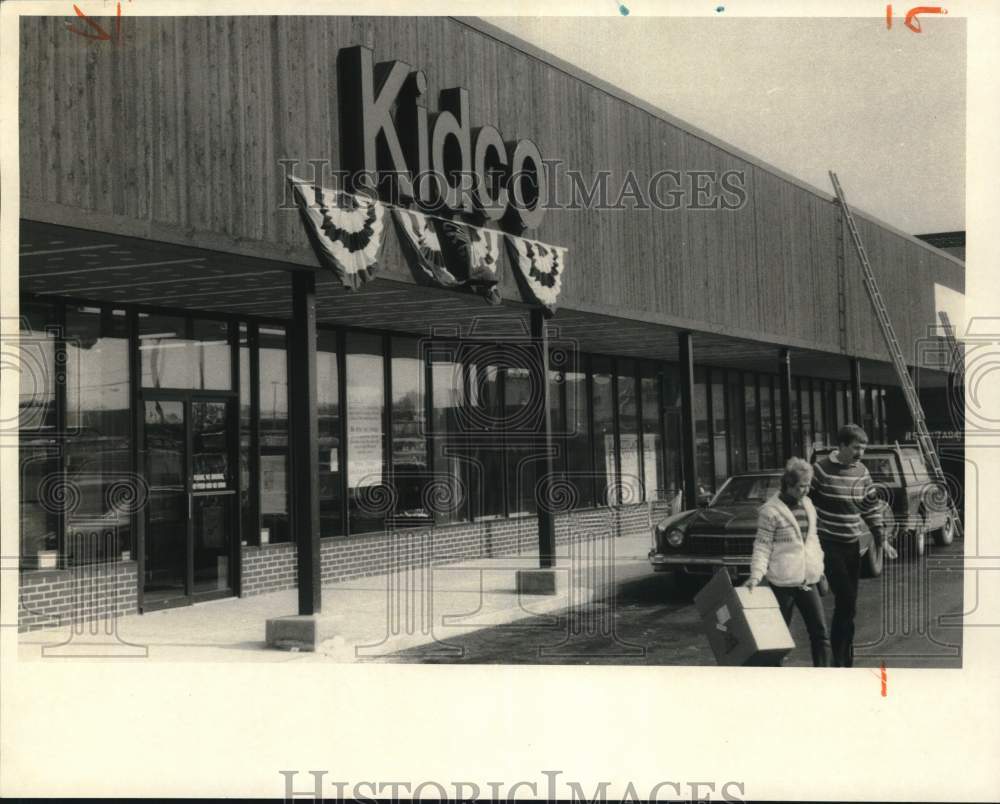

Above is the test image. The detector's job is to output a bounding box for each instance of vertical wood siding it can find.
[19,15,962,361]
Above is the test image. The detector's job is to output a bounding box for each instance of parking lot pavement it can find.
[369,540,965,667]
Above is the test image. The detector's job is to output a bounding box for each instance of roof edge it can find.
[452,16,966,273]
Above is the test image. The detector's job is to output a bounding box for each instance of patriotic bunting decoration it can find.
[392,208,462,288]
[288,175,566,312]
[505,235,565,315]
[289,176,385,290]
[438,220,504,305]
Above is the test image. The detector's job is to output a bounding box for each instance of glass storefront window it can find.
[640,363,664,502]
[745,375,760,471]
[19,302,59,568]
[505,365,537,516]
[64,305,132,564]
[140,314,231,390]
[727,371,746,474]
[774,381,785,462]
[239,324,254,545]
[318,330,343,536]
[467,356,505,519]
[812,383,825,451]
[346,332,386,534]
[431,355,469,524]
[759,377,774,468]
[563,362,594,509]
[790,380,802,458]
[391,336,431,521]
[258,326,289,544]
[660,365,684,509]
[693,367,712,496]
[591,356,615,505]
[711,369,728,489]
[617,359,640,505]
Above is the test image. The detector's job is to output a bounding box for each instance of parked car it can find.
[648,470,890,589]
[810,443,956,558]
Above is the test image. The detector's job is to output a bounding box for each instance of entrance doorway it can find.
[141,394,237,610]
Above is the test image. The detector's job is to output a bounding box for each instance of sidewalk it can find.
[17,531,655,662]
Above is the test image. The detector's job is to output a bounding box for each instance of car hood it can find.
[684,504,760,534]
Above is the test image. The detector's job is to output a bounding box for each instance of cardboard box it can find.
[693,569,795,666]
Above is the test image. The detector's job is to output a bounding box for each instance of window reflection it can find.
[258,326,289,544]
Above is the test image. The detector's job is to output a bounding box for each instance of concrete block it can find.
[516,568,558,596]
[265,615,338,651]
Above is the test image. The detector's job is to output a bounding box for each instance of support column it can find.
[266,271,326,649]
[849,357,864,425]
[780,349,794,462]
[679,332,698,512]
[516,308,557,595]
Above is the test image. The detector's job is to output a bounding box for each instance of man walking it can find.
[810,424,897,667]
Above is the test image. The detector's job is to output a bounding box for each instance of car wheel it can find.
[905,524,926,560]
[934,514,956,547]
[861,542,884,578]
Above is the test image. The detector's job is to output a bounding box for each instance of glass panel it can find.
[64,305,132,564]
[640,364,664,502]
[390,337,429,521]
[564,362,594,508]
[140,315,231,390]
[192,318,231,391]
[19,303,59,568]
[616,359,640,504]
[591,356,615,505]
[760,378,775,468]
[727,371,746,474]
[711,369,728,489]
[318,330,343,535]
[661,365,684,510]
[774,381,785,461]
[239,325,254,545]
[193,495,232,593]
[799,379,813,458]
[506,366,537,515]
[745,375,760,471]
[812,383,825,450]
[258,326,289,544]
[144,400,187,602]
[468,355,505,518]
[870,385,882,442]
[431,355,469,523]
[790,380,802,458]
[835,382,846,430]
[140,314,193,388]
[191,400,232,593]
[693,367,712,496]
[346,332,386,534]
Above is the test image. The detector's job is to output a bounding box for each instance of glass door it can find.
[142,395,236,610]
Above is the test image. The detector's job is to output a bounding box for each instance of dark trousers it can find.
[821,538,861,667]
[771,584,832,668]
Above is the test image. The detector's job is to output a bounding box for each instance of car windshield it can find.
[861,456,899,483]
[712,475,781,506]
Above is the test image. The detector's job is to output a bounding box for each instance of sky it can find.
[483,15,966,235]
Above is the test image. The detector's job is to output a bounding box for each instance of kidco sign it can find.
[338,45,546,230]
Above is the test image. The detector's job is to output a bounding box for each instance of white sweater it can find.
[749,494,825,587]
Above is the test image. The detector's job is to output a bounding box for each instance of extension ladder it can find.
[829,171,962,537]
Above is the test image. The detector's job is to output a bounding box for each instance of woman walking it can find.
[745,458,831,667]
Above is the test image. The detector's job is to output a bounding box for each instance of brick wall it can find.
[18,561,138,632]
[239,502,661,598]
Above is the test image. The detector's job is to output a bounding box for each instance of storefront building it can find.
[15,16,963,628]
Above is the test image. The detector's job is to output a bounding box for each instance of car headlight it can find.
[666,528,685,547]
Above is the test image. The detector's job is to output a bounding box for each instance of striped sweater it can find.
[810,454,884,545]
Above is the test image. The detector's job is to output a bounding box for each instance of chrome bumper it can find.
[648,550,751,569]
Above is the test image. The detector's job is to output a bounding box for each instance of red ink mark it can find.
[66,4,113,41]
[886,4,893,29]
[115,3,122,43]
[904,6,947,33]
[880,661,888,697]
